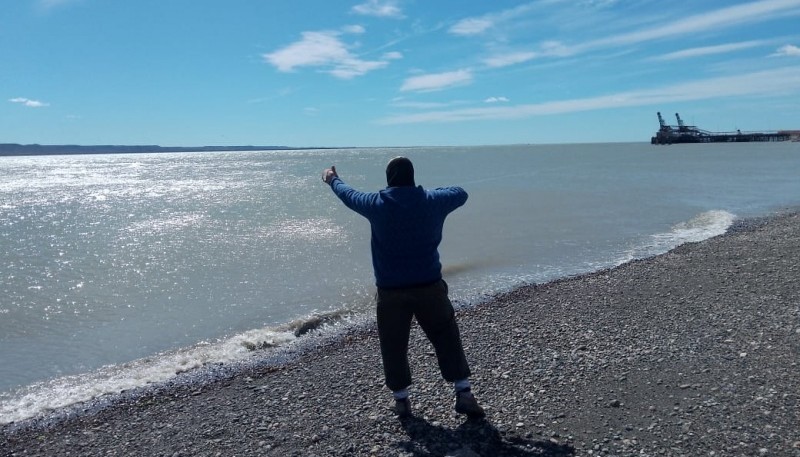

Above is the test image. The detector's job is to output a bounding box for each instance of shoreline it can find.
[3,210,799,456]
[0,206,738,428]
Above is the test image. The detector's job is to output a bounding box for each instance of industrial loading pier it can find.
[651,112,799,144]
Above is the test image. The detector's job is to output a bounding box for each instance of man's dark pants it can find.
[376,280,471,392]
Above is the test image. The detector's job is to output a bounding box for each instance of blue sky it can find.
[2,0,800,147]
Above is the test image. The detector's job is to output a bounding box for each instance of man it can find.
[322,157,485,419]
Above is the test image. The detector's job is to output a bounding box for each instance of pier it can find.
[650,112,796,144]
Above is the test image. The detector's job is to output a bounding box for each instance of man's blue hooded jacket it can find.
[329,177,467,288]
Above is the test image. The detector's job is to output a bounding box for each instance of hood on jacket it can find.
[386,157,415,187]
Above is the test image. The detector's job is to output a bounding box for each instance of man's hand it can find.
[322,165,338,184]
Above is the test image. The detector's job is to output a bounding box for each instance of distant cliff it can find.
[0,144,306,156]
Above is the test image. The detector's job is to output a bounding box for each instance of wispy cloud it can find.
[475,1,800,69]
[770,44,800,57]
[482,41,578,69]
[579,0,620,7]
[263,29,395,79]
[351,0,404,19]
[399,70,473,92]
[342,25,366,34]
[9,97,49,108]
[449,18,494,36]
[448,3,538,36]
[483,52,538,68]
[586,0,800,50]
[651,40,770,61]
[379,66,800,124]
[450,1,800,76]
[246,88,295,104]
[382,51,403,60]
[391,100,464,109]
[485,97,509,103]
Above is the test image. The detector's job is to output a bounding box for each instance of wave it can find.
[0,309,361,426]
[616,209,736,266]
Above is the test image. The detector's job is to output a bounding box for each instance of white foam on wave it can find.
[0,327,297,425]
[616,210,736,265]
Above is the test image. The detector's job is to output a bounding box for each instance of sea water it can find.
[1,142,799,424]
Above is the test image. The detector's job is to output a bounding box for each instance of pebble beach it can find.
[2,210,799,457]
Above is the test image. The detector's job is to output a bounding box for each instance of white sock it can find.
[392,388,409,400]
[454,379,471,393]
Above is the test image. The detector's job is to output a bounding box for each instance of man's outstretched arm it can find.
[321,165,379,217]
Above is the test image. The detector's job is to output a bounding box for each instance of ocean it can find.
[1,142,799,425]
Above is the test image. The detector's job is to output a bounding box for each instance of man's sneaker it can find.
[394,397,412,418]
[455,390,485,419]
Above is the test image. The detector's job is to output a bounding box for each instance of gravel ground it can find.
[2,211,799,457]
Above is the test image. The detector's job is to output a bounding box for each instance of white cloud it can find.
[587,0,800,50]
[539,40,577,57]
[264,32,349,72]
[379,66,800,124]
[485,97,509,103]
[400,70,473,92]
[391,100,460,109]
[449,18,494,36]
[483,51,538,68]
[382,51,403,60]
[449,3,539,36]
[579,0,619,6]
[263,31,392,79]
[351,0,404,18]
[9,97,49,108]
[342,25,366,34]
[247,88,295,104]
[770,44,800,57]
[652,40,769,61]
[449,0,800,64]
[329,59,389,79]
[483,41,578,69]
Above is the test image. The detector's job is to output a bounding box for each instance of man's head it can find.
[386,156,415,187]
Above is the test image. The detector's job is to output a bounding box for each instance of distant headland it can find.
[0,144,335,157]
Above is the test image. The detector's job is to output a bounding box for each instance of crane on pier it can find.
[675,113,686,131]
[657,112,668,130]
